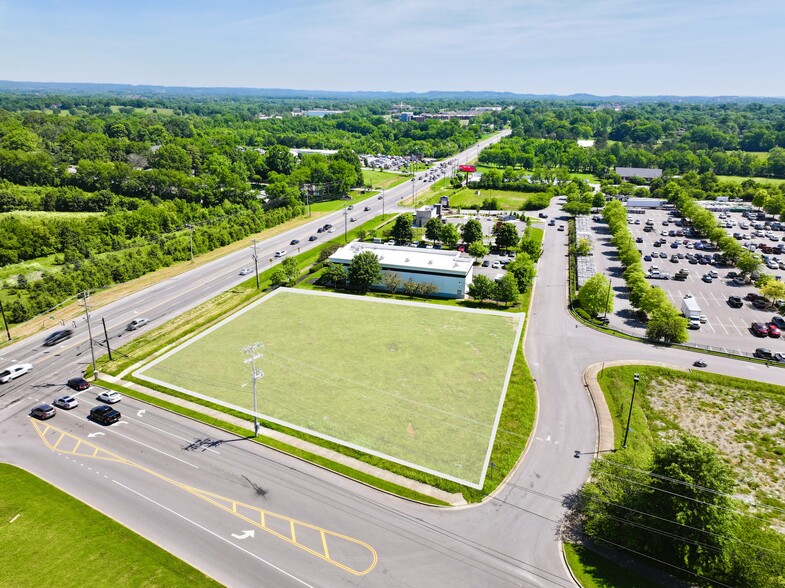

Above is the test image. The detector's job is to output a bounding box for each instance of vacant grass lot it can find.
[419,186,539,210]
[598,365,785,526]
[362,169,409,190]
[563,544,661,588]
[717,175,785,185]
[137,289,523,487]
[0,464,220,588]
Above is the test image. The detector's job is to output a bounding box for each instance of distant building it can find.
[400,112,414,122]
[328,242,473,298]
[615,167,662,182]
[414,206,437,227]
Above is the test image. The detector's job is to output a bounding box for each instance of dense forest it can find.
[2,91,785,325]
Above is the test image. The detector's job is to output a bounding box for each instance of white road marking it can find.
[107,429,199,468]
[232,530,255,540]
[113,481,316,588]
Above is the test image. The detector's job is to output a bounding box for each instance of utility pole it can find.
[252,239,260,289]
[621,373,640,449]
[101,317,113,361]
[81,291,98,379]
[344,207,349,242]
[242,343,264,436]
[411,178,415,209]
[0,300,10,341]
[381,188,385,219]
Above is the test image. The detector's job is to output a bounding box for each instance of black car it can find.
[727,296,743,308]
[31,404,56,420]
[90,405,121,425]
[538,212,548,218]
[308,235,318,241]
[44,329,73,346]
[754,348,774,360]
[67,377,91,391]
[290,239,300,245]
[481,260,490,267]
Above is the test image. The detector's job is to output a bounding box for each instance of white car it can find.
[0,363,33,384]
[97,391,122,404]
[126,317,149,331]
[274,250,287,258]
[239,267,252,276]
[53,395,79,410]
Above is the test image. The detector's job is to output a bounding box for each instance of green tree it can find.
[468,274,495,303]
[348,250,381,293]
[759,280,785,304]
[391,214,414,243]
[264,145,296,176]
[577,274,612,317]
[519,229,542,261]
[571,237,592,256]
[402,278,418,298]
[467,241,489,262]
[646,305,689,343]
[461,218,484,244]
[320,262,346,288]
[639,285,669,315]
[736,251,762,276]
[494,222,519,251]
[425,217,443,243]
[440,223,459,248]
[151,144,192,173]
[381,271,402,294]
[417,281,439,299]
[494,273,520,306]
[506,252,536,292]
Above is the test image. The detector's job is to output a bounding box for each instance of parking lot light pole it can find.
[621,373,640,449]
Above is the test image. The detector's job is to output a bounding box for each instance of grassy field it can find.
[0,464,221,588]
[597,365,785,523]
[718,175,785,185]
[419,187,539,210]
[563,543,662,588]
[109,105,175,115]
[362,170,409,190]
[308,190,376,213]
[137,289,523,487]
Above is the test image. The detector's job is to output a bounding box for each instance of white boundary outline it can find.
[135,288,525,489]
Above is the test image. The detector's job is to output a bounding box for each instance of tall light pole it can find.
[381,188,385,219]
[411,178,416,209]
[251,239,260,289]
[243,343,264,436]
[344,207,349,243]
[621,373,640,449]
[81,291,98,379]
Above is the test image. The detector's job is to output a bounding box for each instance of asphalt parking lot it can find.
[591,206,785,355]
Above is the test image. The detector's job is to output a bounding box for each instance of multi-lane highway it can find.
[3,133,782,587]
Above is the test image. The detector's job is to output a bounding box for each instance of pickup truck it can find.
[648,270,671,280]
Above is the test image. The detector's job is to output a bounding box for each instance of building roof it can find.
[329,243,473,276]
[615,167,663,179]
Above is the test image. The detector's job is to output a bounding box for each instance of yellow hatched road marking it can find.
[30,419,378,575]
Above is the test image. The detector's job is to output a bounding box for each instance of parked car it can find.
[67,377,91,391]
[0,363,33,384]
[702,274,713,283]
[31,404,56,420]
[548,219,556,226]
[481,260,490,267]
[90,405,121,425]
[751,322,769,337]
[97,391,122,404]
[768,324,782,338]
[558,225,565,231]
[774,352,785,364]
[754,348,774,360]
[53,395,79,410]
[772,316,785,329]
[44,329,73,346]
[538,212,548,218]
[126,317,149,331]
[727,296,743,308]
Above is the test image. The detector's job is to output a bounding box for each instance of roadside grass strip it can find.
[135,288,524,488]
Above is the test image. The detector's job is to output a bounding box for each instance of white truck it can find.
[681,295,702,328]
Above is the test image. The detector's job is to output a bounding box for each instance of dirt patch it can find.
[646,377,785,528]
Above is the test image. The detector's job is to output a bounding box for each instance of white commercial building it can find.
[328,243,474,299]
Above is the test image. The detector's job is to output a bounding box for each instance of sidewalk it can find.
[104,374,467,506]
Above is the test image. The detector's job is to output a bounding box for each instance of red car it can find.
[769,323,782,338]
[751,322,768,337]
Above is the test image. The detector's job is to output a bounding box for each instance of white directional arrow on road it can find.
[231,530,255,540]
[137,409,146,417]
[87,432,105,438]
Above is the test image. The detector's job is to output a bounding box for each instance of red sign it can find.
[459,165,476,172]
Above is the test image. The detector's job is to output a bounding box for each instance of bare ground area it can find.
[646,377,785,529]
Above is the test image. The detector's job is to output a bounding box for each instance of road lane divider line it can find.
[30,419,378,576]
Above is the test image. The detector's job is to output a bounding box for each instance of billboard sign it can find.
[459,165,476,172]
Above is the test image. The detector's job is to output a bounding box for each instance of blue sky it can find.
[2,0,784,96]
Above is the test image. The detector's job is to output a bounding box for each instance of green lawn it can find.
[136,289,524,488]
[419,187,539,210]
[0,464,220,588]
[362,170,409,190]
[564,543,662,588]
[718,175,785,185]
[308,190,376,213]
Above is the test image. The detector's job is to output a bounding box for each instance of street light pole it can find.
[251,239,260,289]
[344,207,348,243]
[381,188,385,219]
[243,343,264,437]
[621,373,640,449]
[81,291,98,380]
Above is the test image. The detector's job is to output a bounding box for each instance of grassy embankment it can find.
[0,464,221,588]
